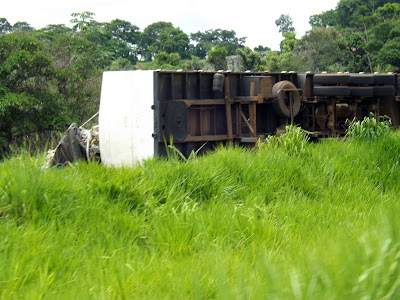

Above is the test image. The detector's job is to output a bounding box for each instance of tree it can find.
[376,37,400,69]
[0,18,11,34]
[208,45,228,70]
[190,29,246,58]
[70,11,96,32]
[343,31,373,72]
[309,10,337,28]
[159,27,190,59]
[139,21,174,60]
[376,2,400,20]
[312,0,400,29]
[254,45,271,53]
[154,51,181,69]
[39,24,73,35]
[274,15,306,71]
[298,27,348,72]
[236,46,262,71]
[280,32,298,52]
[107,57,136,71]
[0,32,62,152]
[280,45,305,71]
[264,51,281,71]
[11,22,34,32]
[275,14,295,34]
[105,19,140,45]
[307,0,400,72]
[48,34,104,122]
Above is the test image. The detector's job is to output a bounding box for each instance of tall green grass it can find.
[346,113,392,140]
[1,128,400,298]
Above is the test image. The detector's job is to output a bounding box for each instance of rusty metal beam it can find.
[176,99,225,106]
[181,135,231,142]
[225,103,233,142]
[249,103,256,137]
[240,111,255,136]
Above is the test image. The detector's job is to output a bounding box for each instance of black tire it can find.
[271,81,301,118]
[313,74,350,85]
[373,86,395,97]
[373,74,395,85]
[349,74,374,85]
[350,87,373,97]
[313,86,350,97]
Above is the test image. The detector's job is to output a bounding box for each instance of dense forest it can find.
[0,0,400,155]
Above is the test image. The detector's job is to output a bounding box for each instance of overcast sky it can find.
[3,0,339,51]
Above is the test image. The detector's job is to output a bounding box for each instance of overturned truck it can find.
[98,70,400,167]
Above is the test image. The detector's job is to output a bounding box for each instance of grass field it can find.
[1,125,400,299]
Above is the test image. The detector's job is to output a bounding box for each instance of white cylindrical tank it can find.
[99,70,155,167]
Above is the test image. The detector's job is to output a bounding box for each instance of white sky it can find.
[3,0,339,51]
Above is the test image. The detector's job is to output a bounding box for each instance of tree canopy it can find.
[308,1,400,72]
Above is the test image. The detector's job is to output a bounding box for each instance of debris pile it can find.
[44,123,100,168]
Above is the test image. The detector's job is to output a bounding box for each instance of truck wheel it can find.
[313,86,350,97]
[350,87,373,97]
[373,74,395,85]
[313,74,350,85]
[349,74,374,85]
[271,81,301,118]
[373,86,395,97]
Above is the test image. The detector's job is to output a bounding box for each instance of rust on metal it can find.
[154,71,400,157]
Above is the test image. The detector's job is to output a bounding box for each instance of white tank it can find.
[99,70,155,167]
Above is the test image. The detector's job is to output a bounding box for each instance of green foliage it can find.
[48,34,103,122]
[11,22,34,32]
[154,51,181,68]
[190,29,246,59]
[280,32,297,52]
[0,18,12,34]
[178,56,205,71]
[346,113,392,140]
[376,37,400,68]
[279,33,306,71]
[307,1,400,72]
[260,125,310,154]
[105,19,140,46]
[263,51,281,71]
[159,27,190,59]
[275,14,295,34]
[298,27,348,72]
[254,45,271,52]
[165,136,206,162]
[278,31,306,72]
[139,21,174,61]
[0,32,52,91]
[309,10,337,28]
[236,46,262,71]
[208,45,228,70]
[106,57,136,71]
[70,11,96,32]
[0,32,65,154]
[3,131,400,297]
